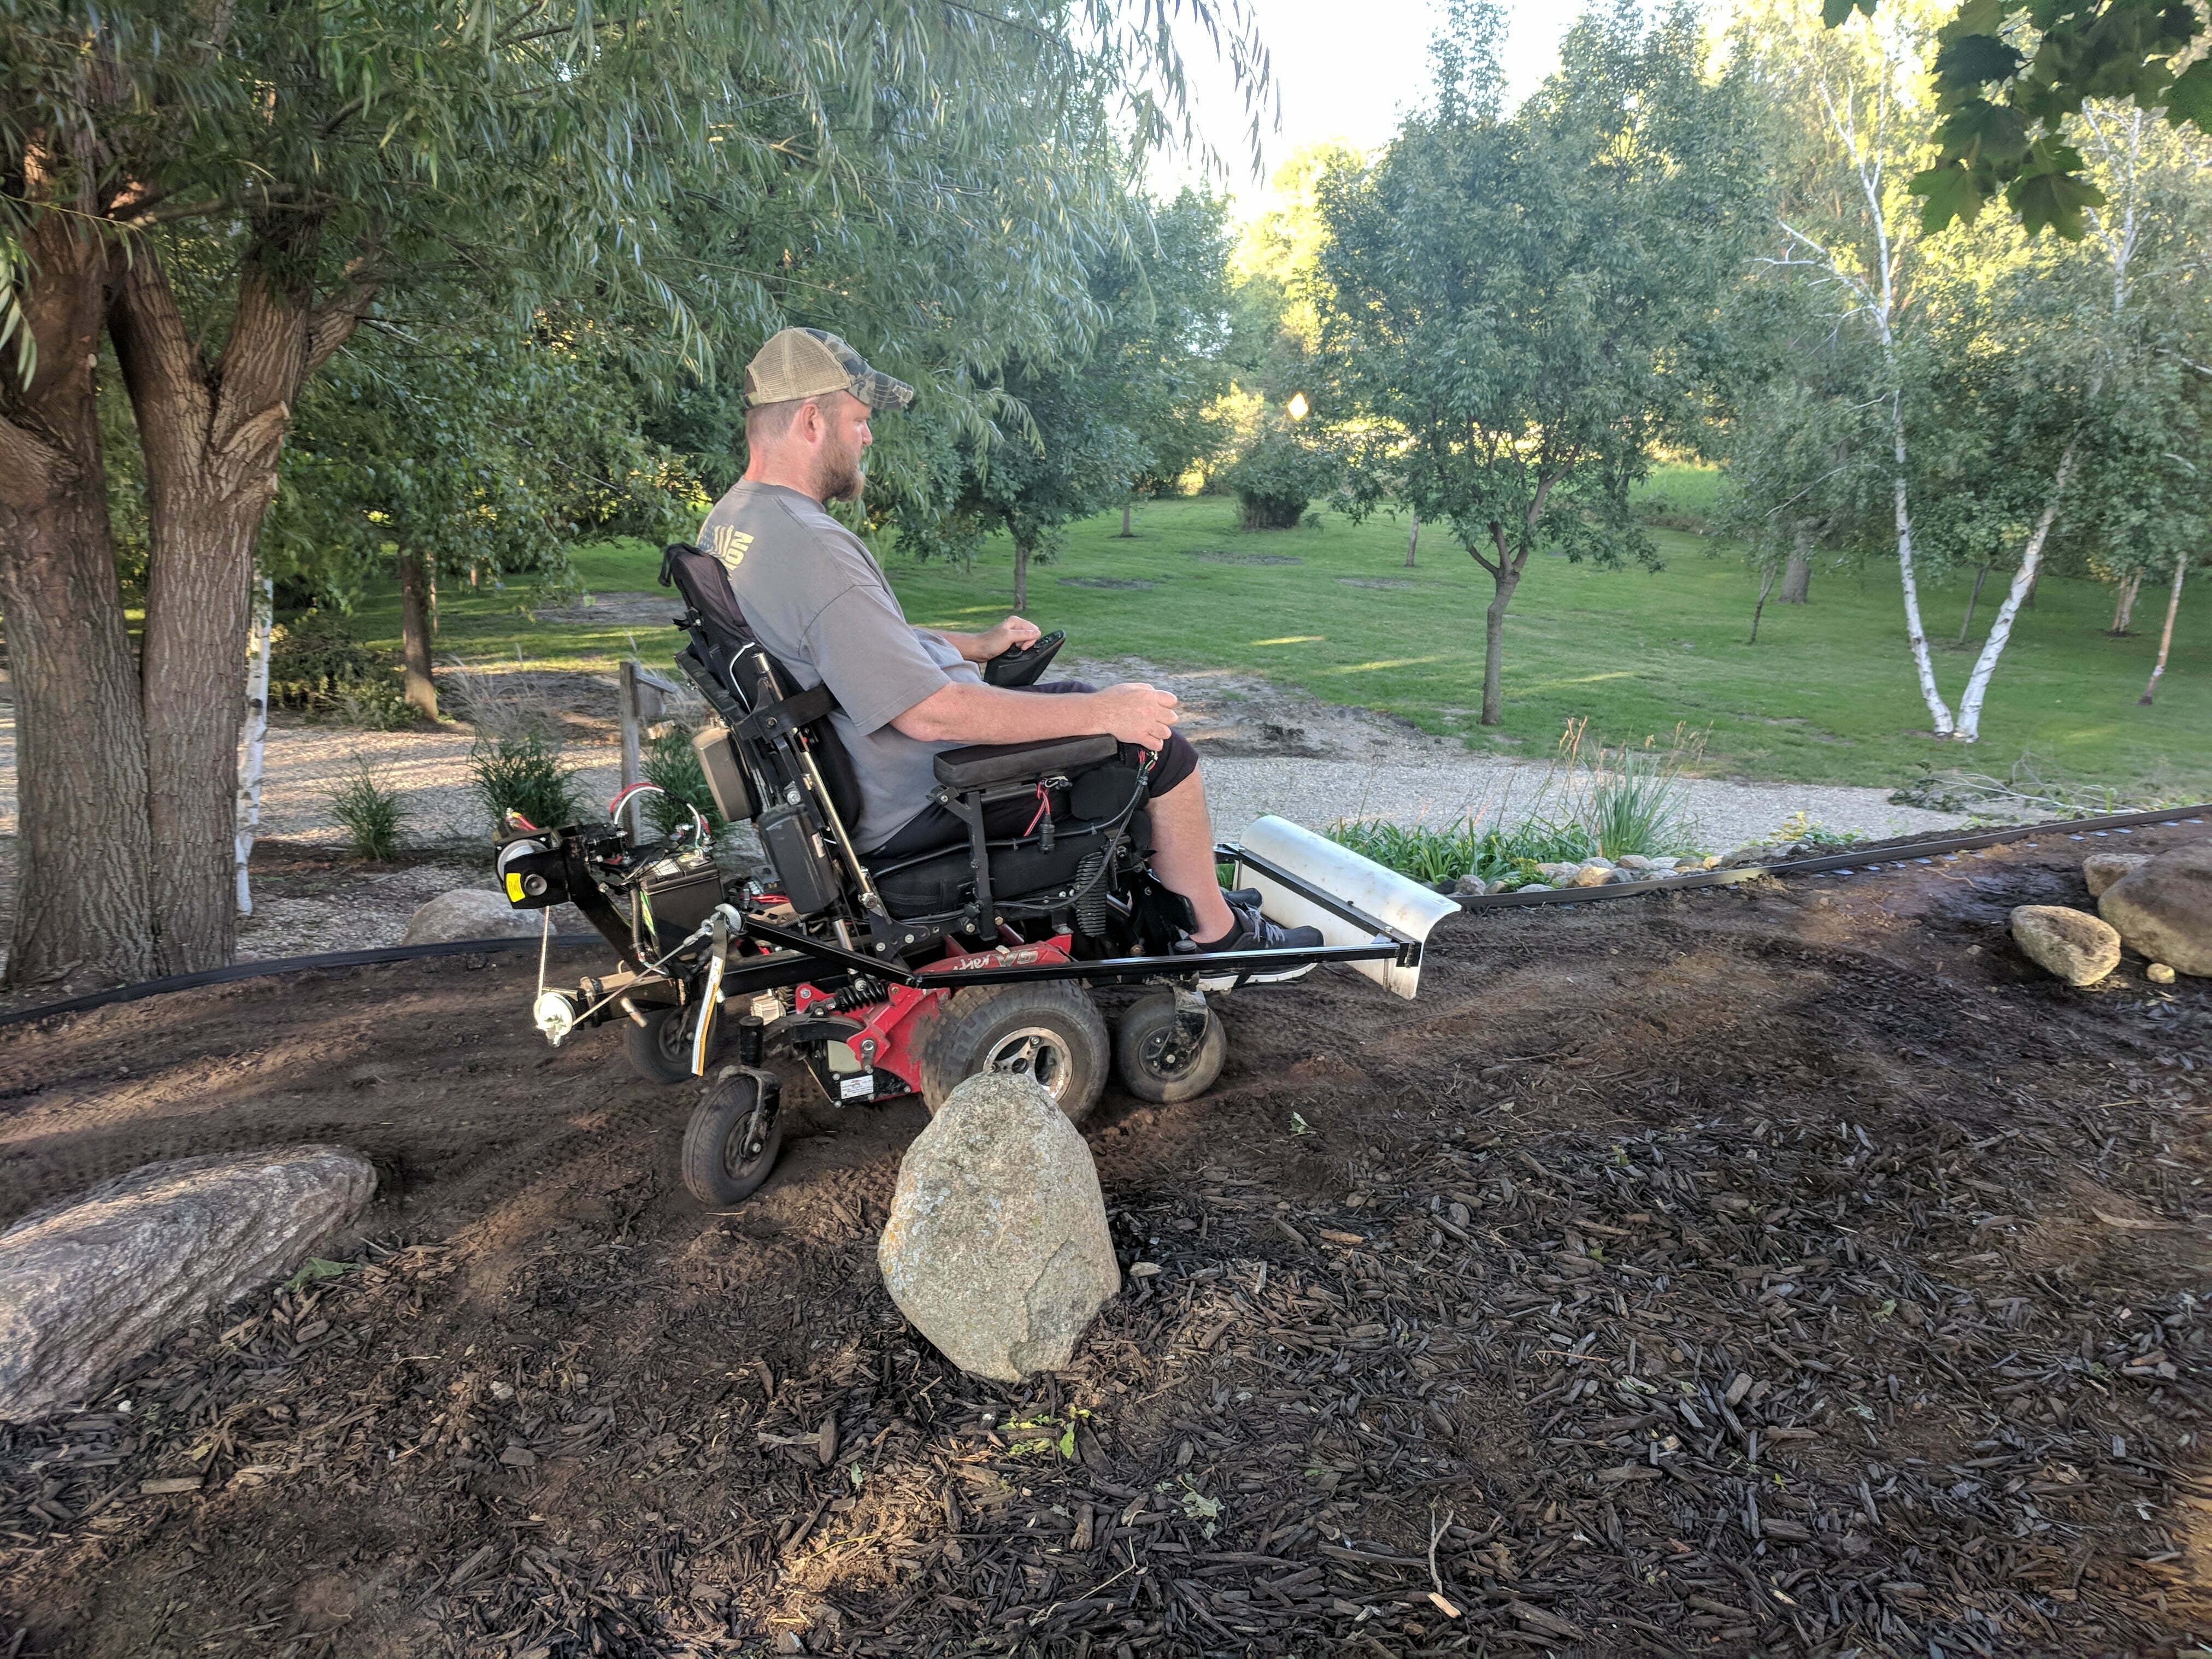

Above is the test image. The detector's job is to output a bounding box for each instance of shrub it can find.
[1221,429,1343,530]
[269,610,411,727]
[325,759,410,860]
[269,611,391,707]
[468,734,583,834]
[639,727,727,837]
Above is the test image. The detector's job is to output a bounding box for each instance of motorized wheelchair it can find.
[497,542,1449,1206]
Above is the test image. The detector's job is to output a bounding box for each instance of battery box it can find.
[638,852,726,943]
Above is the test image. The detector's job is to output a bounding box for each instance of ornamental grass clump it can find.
[326,759,410,861]
[468,734,583,835]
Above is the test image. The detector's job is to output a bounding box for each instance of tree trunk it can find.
[110,225,362,973]
[399,550,438,717]
[1749,566,1776,644]
[0,201,159,989]
[1117,502,1133,538]
[1779,528,1811,603]
[1954,442,2079,743]
[1014,540,1030,613]
[1957,564,1991,644]
[236,576,272,916]
[2139,554,2186,704]
[1889,395,1955,736]
[2109,569,2142,634]
[1478,561,1521,726]
[1406,509,1419,569]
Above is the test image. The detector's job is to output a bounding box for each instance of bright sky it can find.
[1156,0,1579,216]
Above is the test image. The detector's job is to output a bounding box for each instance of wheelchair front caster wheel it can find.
[626,1004,698,1085]
[681,1067,784,1206]
[1114,992,1226,1104]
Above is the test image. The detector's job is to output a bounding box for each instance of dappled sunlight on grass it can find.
[334,501,2208,797]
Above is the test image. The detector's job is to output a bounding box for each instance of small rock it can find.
[1617,855,1652,870]
[773,1632,807,1656]
[1486,876,1514,894]
[1608,868,1646,884]
[2010,905,2122,987]
[1645,856,1680,870]
[2083,851,2152,898]
[1701,855,1723,869]
[1451,873,1488,896]
[2147,962,2176,985]
[489,1381,515,1402]
[1518,882,1554,892]
[1579,857,1618,870]
[2098,840,2212,976]
[1127,1261,1161,1278]
[400,888,541,946]
[878,1073,1120,1382]
[1569,865,1613,889]
[0,1146,375,1423]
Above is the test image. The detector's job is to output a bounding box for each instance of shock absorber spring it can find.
[831,976,887,1013]
[1073,850,1109,940]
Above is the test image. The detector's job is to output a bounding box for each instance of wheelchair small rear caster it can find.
[681,1066,784,1205]
[626,1003,697,1085]
[1114,991,1226,1103]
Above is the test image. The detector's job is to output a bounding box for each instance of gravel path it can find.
[0,662,1965,966]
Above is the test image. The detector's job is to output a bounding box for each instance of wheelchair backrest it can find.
[659,543,866,834]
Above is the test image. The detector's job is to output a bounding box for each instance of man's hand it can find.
[1089,681,1180,751]
[975,615,1041,658]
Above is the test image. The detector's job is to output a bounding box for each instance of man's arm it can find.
[891,680,1180,751]
[924,614,1040,663]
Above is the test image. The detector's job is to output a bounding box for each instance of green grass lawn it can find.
[348,494,2210,798]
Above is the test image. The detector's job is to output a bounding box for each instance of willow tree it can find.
[1319,0,1758,726]
[0,0,1266,987]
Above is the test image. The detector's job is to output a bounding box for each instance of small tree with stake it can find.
[1319,0,1756,726]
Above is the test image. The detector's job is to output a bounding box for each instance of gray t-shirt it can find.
[698,481,978,850]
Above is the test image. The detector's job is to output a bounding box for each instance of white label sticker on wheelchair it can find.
[839,1072,875,1101]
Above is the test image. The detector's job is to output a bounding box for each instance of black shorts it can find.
[865,679,1197,860]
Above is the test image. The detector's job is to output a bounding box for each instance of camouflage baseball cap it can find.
[743,327,915,413]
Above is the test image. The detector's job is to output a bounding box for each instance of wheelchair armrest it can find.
[932,734,1117,791]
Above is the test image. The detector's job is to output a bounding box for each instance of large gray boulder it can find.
[0,1146,375,1423]
[2082,851,2151,898]
[2010,905,2121,987]
[878,1073,1119,1382]
[401,887,539,946]
[2099,840,2212,976]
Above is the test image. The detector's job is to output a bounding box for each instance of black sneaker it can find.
[1221,886,1262,910]
[1181,899,1325,987]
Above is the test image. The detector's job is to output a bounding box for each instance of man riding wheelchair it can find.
[697,326,1322,972]
[500,328,1448,1207]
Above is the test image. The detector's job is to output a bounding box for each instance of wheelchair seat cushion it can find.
[867,811,1152,920]
[932,734,1117,790]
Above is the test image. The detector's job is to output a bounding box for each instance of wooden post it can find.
[2139,554,2187,704]
[618,657,644,833]
[235,575,272,915]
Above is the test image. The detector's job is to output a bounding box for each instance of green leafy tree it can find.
[1823,0,2212,237]
[0,0,1266,986]
[1318,0,1758,726]
[270,314,687,717]
[917,188,1240,608]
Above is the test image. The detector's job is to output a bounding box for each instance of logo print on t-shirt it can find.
[710,525,754,569]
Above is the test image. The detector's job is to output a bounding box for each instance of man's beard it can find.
[816,447,864,503]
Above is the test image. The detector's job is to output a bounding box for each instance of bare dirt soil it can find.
[2,828,2208,1659]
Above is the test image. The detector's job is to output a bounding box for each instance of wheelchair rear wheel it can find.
[917,982,1109,1124]
[1113,993,1227,1104]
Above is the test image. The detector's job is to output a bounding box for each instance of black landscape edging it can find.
[0,933,606,1031]
[5,801,2206,1030]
